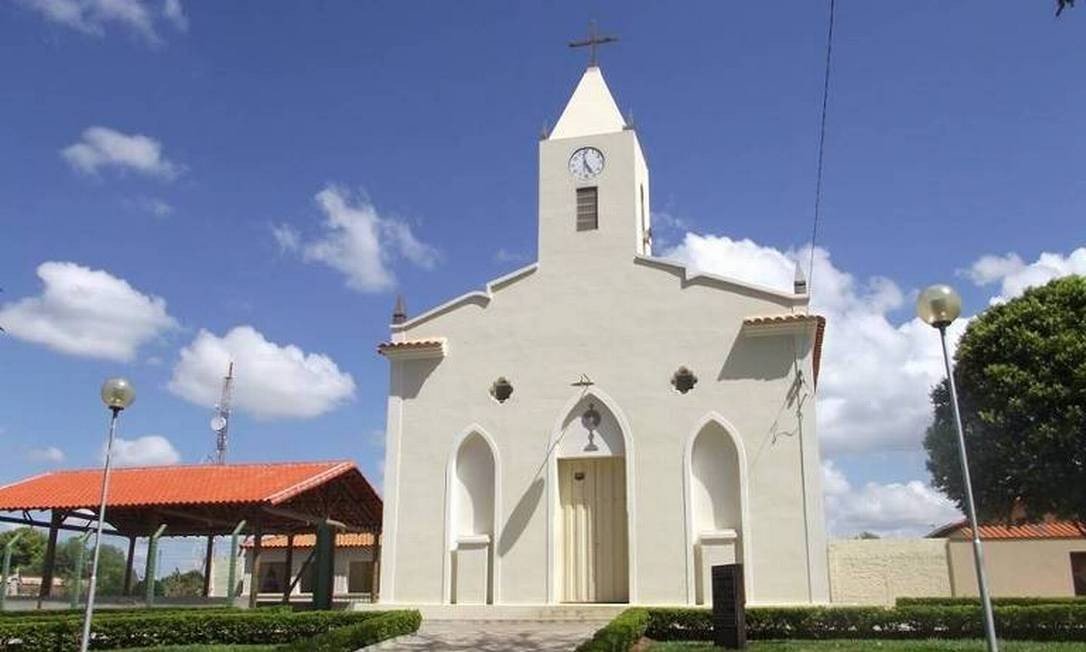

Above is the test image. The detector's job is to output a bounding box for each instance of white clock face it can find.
[568,147,605,181]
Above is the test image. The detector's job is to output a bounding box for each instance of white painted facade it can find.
[378,65,829,606]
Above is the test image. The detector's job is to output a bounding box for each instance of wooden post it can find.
[1,531,24,612]
[37,512,62,608]
[123,537,136,596]
[282,534,294,604]
[144,524,167,606]
[248,521,262,609]
[226,520,246,604]
[69,531,92,609]
[202,535,214,598]
[312,523,333,610]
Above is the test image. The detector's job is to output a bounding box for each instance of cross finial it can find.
[569,20,618,68]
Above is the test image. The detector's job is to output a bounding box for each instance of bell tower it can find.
[538,52,651,270]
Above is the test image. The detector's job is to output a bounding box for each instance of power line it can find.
[807,0,837,301]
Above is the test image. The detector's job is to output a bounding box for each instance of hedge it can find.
[0,605,263,623]
[897,596,1086,608]
[277,609,421,651]
[574,608,649,652]
[630,604,1086,644]
[0,609,377,650]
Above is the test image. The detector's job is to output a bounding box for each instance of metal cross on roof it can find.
[569,20,618,67]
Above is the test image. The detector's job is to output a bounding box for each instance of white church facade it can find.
[377,64,829,606]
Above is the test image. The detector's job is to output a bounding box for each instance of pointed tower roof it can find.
[549,67,627,140]
[391,294,407,325]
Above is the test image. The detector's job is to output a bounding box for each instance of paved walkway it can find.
[369,619,607,651]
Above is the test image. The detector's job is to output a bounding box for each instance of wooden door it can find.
[559,457,629,603]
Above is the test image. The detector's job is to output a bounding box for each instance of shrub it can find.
[575,608,649,652]
[0,609,376,651]
[0,605,258,623]
[276,609,421,651]
[639,604,1086,643]
[897,596,1086,608]
[644,608,713,641]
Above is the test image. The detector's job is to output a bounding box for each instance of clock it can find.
[568,147,605,181]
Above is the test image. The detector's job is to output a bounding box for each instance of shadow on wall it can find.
[393,358,442,399]
[498,477,544,557]
[719,333,802,382]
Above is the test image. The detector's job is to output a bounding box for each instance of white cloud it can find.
[17,0,187,44]
[274,185,439,293]
[822,461,960,537]
[139,197,174,218]
[62,126,181,179]
[966,248,1086,303]
[28,446,66,464]
[665,233,966,454]
[109,435,181,467]
[168,325,356,420]
[494,248,527,263]
[0,261,178,362]
[162,0,187,32]
[271,224,300,252]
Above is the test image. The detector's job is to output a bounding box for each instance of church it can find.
[377,60,829,606]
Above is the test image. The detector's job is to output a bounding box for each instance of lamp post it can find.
[79,378,135,652]
[917,285,998,652]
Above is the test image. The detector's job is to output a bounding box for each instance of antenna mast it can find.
[209,362,234,464]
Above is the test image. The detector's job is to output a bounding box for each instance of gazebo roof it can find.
[0,460,381,537]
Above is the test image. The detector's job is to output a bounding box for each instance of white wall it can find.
[239,546,374,598]
[828,539,951,605]
[947,538,1086,597]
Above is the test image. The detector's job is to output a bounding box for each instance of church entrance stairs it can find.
[350,602,625,622]
[367,618,607,651]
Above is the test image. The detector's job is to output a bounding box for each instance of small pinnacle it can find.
[392,294,408,324]
[793,262,808,295]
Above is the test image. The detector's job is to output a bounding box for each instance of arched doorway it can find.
[445,429,499,604]
[552,394,630,603]
[684,415,750,605]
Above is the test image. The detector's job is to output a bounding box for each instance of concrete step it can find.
[349,602,627,622]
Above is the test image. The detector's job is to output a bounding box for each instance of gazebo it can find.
[0,460,382,609]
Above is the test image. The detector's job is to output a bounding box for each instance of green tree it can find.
[924,275,1086,523]
[161,569,206,597]
[52,537,129,596]
[0,527,46,572]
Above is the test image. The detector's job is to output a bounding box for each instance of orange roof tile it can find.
[743,314,825,326]
[244,532,376,549]
[0,461,356,511]
[376,338,445,356]
[930,519,1086,540]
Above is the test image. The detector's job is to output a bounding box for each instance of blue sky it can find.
[1,1,1084,552]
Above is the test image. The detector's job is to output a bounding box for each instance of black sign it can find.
[711,564,746,649]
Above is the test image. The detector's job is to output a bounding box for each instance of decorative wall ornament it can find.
[581,402,602,451]
[489,377,513,403]
[671,367,698,394]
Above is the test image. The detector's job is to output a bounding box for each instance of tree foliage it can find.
[924,275,1086,523]
[0,528,127,595]
[162,569,206,597]
[0,527,46,572]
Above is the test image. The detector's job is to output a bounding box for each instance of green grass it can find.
[649,642,1086,651]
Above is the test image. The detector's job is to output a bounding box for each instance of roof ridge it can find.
[265,460,355,504]
[37,459,354,475]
